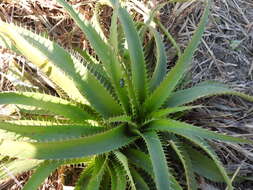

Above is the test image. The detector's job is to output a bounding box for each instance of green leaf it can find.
[109,0,119,54]
[149,27,167,91]
[1,22,124,118]
[100,168,111,190]
[0,125,137,160]
[148,119,253,144]
[0,159,42,180]
[23,161,62,190]
[166,81,253,107]
[117,3,148,103]
[144,0,210,113]
[84,156,107,190]
[0,120,104,142]
[150,105,201,118]
[114,151,136,190]
[107,115,137,127]
[109,163,127,190]
[184,145,224,182]
[0,22,86,103]
[56,0,130,114]
[75,48,111,84]
[155,19,181,57]
[74,161,94,190]
[124,148,153,178]
[185,136,233,190]
[169,139,197,190]
[130,167,150,190]
[91,2,108,43]
[0,92,91,122]
[141,131,182,190]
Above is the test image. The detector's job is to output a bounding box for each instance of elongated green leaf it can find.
[144,0,210,113]
[155,19,182,57]
[169,139,197,190]
[74,161,94,190]
[84,156,107,190]
[108,164,118,190]
[0,120,104,141]
[130,167,150,190]
[23,161,62,190]
[141,131,181,190]
[149,27,167,91]
[100,168,111,190]
[107,115,137,127]
[56,0,130,113]
[109,0,119,54]
[0,159,42,180]
[184,145,224,182]
[0,22,86,103]
[116,2,148,103]
[124,148,153,177]
[184,136,233,190]
[0,22,123,118]
[114,151,136,190]
[166,81,253,107]
[148,119,253,144]
[75,48,110,82]
[109,163,127,190]
[0,125,137,160]
[150,105,201,118]
[0,33,20,53]
[91,2,107,43]
[0,92,91,122]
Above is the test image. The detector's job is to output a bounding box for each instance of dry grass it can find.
[0,0,252,189]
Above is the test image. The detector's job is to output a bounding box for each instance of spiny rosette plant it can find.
[0,0,253,189]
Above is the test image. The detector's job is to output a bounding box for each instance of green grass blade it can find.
[148,119,253,144]
[56,0,130,113]
[184,145,224,182]
[114,151,136,190]
[144,0,210,113]
[130,167,150,190]
[0,120,104,142]
[169,139,197,190]
[0,159,42,180]
[0,92,91,122]
[0,125,137,160]
[141,131,182,190]
[166,81,253,107]
[116,3,148,103]
[23,161,62,190]
[149,27,167,91]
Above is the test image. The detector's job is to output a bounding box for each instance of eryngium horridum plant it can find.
[0,0,252,189]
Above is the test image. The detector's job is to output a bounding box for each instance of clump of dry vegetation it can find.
[0,0,252,189]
